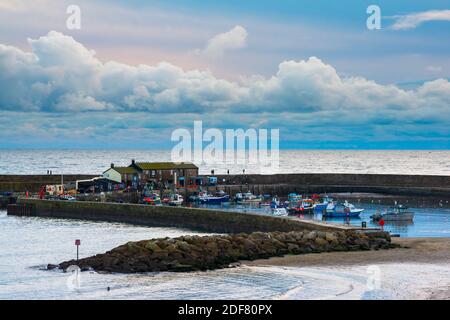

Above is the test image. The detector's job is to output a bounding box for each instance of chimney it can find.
[111,163,114,168]
[131,159,135,165]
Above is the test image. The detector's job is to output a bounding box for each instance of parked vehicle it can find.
[371,205,414,222]
[143,194,161,205]
[59,195,76,201]
[168,194,184,206]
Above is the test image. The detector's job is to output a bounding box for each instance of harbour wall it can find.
[1,173,449,197]
[0,174,97,192]
[12,199,353,234]
[214,173,450,197]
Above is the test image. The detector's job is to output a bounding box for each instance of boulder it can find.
[55,230,398,273]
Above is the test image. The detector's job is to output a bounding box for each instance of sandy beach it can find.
[245,238,450,299]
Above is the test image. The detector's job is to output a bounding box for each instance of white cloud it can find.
[391,10,450,30]
[199,25,248,58]
[0,31,449,123]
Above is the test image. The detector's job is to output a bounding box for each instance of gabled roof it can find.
[104,166,138,174]
[132,162,198,170]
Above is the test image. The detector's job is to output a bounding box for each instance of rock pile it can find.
[54,230,397,273]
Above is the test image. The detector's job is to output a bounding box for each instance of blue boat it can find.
[313,196,333,212]
[324,201,364,218]
[197,191,230,204]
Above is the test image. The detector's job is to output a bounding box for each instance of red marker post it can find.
[379,219,385,231]
[75,239,81,261]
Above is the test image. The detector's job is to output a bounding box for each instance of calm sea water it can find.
[194,203,450,238]
[1,210,449,300]
[0,150,449,175]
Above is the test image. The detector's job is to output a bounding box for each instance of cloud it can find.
[197,25,248,58]
[1,31,449,117]
[391,10,450,30]
[0,31,449,149]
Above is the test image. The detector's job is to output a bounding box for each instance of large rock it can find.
[56,230,398,273]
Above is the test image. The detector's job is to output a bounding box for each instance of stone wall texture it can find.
[16,199,352,234]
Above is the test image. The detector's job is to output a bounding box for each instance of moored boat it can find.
[235,192,262,203]
[324,201,364,218]
[197,191,230,204]
[313,196,333,212]
[371,205,414,222]
[288,199,314,215]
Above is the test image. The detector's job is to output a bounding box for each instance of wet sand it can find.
[245,238,450,299]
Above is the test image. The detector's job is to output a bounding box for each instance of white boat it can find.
[272,207,288,216]
[235,192,262,203]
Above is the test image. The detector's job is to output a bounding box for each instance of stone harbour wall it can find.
[15,198,352,234]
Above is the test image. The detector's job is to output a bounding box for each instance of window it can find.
[151,170,156,177]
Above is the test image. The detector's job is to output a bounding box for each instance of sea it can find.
[0,149,449,175]
[0,149,449,299]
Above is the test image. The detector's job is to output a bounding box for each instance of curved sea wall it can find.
[2,173,450,196]
[15,199,352,234]
[55,230,395,273]
[215,173,450,197]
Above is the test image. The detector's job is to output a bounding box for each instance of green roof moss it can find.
[132,162,198,170]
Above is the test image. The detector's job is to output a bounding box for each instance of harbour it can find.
[1,151,449,300]
[0,209,449,300]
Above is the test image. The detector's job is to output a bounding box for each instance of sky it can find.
[0,0,449,149]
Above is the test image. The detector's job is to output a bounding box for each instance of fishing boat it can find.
[197,191,230,204]
[371,205,414,222]
[313,196,333,212]
[288,193,302,204]
[235,192,262,203]
[324,201,364,218]
[288,199,314,215]
[272,207,288,217]
[270,196,288,208]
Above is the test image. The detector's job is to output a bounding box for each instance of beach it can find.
[246,237,450,299]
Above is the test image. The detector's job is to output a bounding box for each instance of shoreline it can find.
[245,237,450,300]
[244,237,450,268]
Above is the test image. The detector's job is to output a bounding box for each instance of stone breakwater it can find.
[54,230,396,273]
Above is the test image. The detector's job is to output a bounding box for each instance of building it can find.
[128,160,199,187]
[76,177,118,193]
[102,164,139,188]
